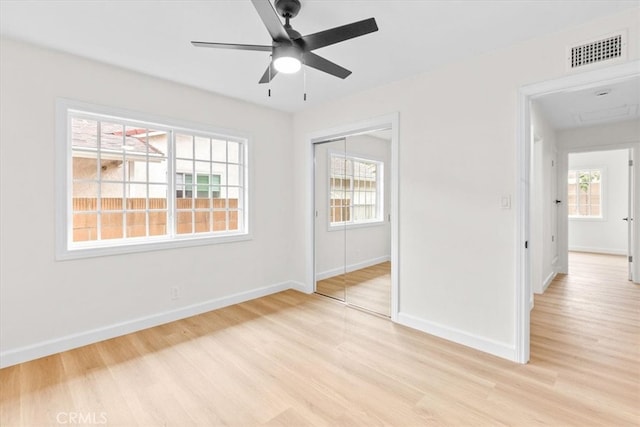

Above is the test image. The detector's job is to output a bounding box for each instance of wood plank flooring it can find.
[316,262,391,316]
[529,252,639,425]
[1,252,638,426]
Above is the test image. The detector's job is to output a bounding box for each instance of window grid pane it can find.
[69,112,246,248]
[329,153,382,226]
[174,138,245,235]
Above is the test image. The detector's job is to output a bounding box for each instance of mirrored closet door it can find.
[314,130,392,316]
[314,138,346,301]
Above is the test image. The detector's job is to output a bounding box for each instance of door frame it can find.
[516,60,640,364]
[305,113,400,321]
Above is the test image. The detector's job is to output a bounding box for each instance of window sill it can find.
[328,220,386,232]
[56,232,251,261]
[568,216,605,222]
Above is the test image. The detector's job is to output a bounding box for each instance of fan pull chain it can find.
[303,62,307,101]
[268,56,272,97]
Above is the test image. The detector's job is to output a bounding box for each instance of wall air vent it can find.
[569,32,625,69]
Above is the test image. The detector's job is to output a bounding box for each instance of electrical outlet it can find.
[170,286,179,300]
[500,195,511,209]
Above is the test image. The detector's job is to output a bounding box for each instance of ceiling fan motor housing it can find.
[274,44,302,61]
[275,0,301,18]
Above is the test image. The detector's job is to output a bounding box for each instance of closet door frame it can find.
[306,113,399,322]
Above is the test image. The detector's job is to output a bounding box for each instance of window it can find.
[568,169,602,217]
[329,153,383,227]
[58,101,248,258]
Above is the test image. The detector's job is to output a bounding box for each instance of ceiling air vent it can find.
[569,32,625,69]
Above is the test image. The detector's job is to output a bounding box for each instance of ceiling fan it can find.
[191,0,378,84]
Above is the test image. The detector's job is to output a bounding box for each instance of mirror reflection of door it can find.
[314,130,392,316]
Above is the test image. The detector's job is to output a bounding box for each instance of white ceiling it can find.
[1,0,638,113]
[534,76,640,130]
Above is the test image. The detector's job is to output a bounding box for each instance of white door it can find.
[627,149,635,281]
[550,150,559,266]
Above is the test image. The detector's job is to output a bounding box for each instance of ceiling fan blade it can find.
[191,41,272,52]
[250,0,290,42]
[304,52,351,79]
[258,62,278,84]
[299,18,378,51]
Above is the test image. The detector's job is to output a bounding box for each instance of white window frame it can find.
[56,99,250,260]
[567,167,604,221]
[327,150,384,230]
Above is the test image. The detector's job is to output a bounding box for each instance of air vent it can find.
[569,33,624,69]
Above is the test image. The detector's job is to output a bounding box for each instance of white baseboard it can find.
[569,246,626,256]
[542,270,557,293]
[316,255,390,281]
[0,281,300,369]
[397,312,516,362]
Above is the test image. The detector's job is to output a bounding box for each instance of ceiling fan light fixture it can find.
[273,45,302,74]
[274,56,301,73]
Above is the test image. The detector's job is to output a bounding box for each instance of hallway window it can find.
[568,169,602,217]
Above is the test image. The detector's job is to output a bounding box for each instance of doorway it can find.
[516,61,640,363]
[306,113,399,321]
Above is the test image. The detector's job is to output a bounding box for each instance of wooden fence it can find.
[73,198,239,242]
[567,182,601,216]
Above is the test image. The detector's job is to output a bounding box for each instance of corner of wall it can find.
[397,312,517,363]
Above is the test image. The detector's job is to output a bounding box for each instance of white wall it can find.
[568,149,629,255]
[530,103,559,294]
[557,119,640,150]
[291,8,639,360]
[314,134,391,279]
[0,38,295,367]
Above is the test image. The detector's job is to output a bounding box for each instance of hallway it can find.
[530,252,638,419]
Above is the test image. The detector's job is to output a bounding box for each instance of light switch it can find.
[501,195,511,209]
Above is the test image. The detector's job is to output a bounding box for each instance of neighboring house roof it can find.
[72,118,164,157]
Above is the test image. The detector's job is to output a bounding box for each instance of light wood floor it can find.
[316,262,391,316]
[529,251,639,424]
[1,252,638,426]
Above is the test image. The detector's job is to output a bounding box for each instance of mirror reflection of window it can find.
[329,153,383,226]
